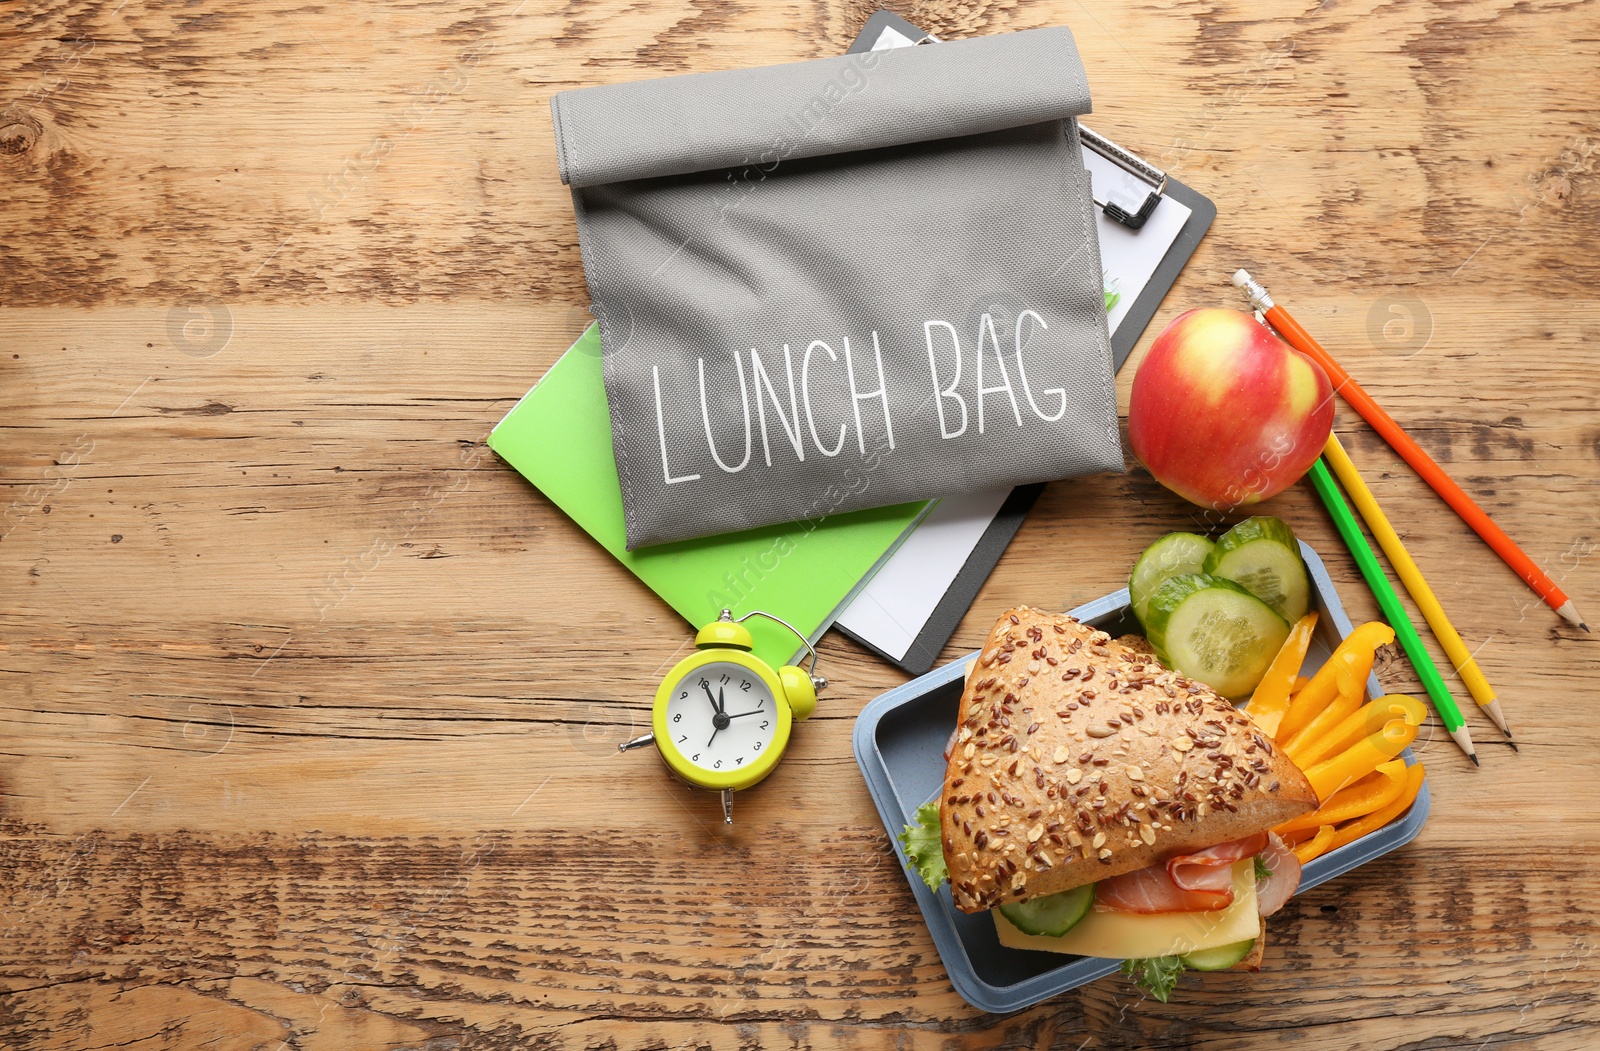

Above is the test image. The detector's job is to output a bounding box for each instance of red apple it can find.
[1129,308,1334,510]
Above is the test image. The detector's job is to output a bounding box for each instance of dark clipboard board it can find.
[835,12,1214,674]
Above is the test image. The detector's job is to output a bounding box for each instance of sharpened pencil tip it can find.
[1506,740,1519,752]
[1468,752,1480,767]
[1555,599,1587,631]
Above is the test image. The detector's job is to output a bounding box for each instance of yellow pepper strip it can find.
[1294,694,1427,769]
[1245,613,1319,738]
[1304,719,1418,803]
[1290,675,1310,696]
[1274,759,1408,837]
[1280,825,1320,847]
[1328,764,1426,851]
[1275,622,1395,743]
[1283,667,1369,765]
[1293,825,1338,865]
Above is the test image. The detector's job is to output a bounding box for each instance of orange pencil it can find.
[1234,270,1588,632]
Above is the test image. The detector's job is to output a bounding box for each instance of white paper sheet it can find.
[1087,152,1193,336]
[834,489,1013,660]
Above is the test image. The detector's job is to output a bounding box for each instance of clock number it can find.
[691,753,700,762]
[736,757,744,766]
[673,713,681,723]
[698,678,709,690]
[678,734,687,743]
[714,759,722,769]
[760,720,769,730]
[753,741,762,752]
[740,680,751,692]
[719,673,731,684]
[679,690,687,699]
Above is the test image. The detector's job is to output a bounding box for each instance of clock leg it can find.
[721,788,733,825]
[618,732,655,752]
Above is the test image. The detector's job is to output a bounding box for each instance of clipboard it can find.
[834,12,1215,674]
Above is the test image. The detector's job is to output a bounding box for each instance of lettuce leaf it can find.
[1120,956,1186,1003]
[897,802,948,890]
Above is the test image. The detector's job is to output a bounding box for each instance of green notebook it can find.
[488,325,931,667]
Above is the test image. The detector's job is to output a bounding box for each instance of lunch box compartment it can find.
[852,541,1432,1012]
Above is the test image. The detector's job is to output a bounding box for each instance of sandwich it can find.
[900,606,1317,1001]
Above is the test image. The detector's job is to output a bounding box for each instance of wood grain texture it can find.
[3,0,1598,1047]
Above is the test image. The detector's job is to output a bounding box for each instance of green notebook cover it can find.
[487,325,931,666]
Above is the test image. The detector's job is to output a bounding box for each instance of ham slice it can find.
[1254,832,1302,917]
[1095,833,1269,914]
[1168,833,1269,890]
[1095,862,1232,913]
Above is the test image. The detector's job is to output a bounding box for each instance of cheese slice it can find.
[993,859,1260,959]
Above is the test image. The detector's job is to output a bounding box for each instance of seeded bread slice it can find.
[1114,634,1158,662]
[940,606,1317,914]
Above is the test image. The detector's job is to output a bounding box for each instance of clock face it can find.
[662,661,779,775]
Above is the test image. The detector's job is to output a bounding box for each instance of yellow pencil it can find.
[1322,433,1515,746]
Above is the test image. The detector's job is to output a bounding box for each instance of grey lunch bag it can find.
[551,26,1124,548]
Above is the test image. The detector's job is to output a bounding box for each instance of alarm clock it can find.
[620,608,825,824]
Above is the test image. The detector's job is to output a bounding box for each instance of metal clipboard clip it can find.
[1080,126,1168,231]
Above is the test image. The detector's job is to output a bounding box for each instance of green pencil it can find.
[1306,457,1479,765]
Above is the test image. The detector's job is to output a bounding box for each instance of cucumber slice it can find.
[1145,574,1291,698]
[1202,517,1311,623]
[998,883,1096,938]
[1180,938,1257,971]
[1129,532,1216,627]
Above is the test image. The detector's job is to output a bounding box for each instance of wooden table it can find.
[4,1,1597,1047]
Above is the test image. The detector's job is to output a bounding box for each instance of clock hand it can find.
[705,689,733,747]
[727,709,766,719]
[703,683,722,714]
